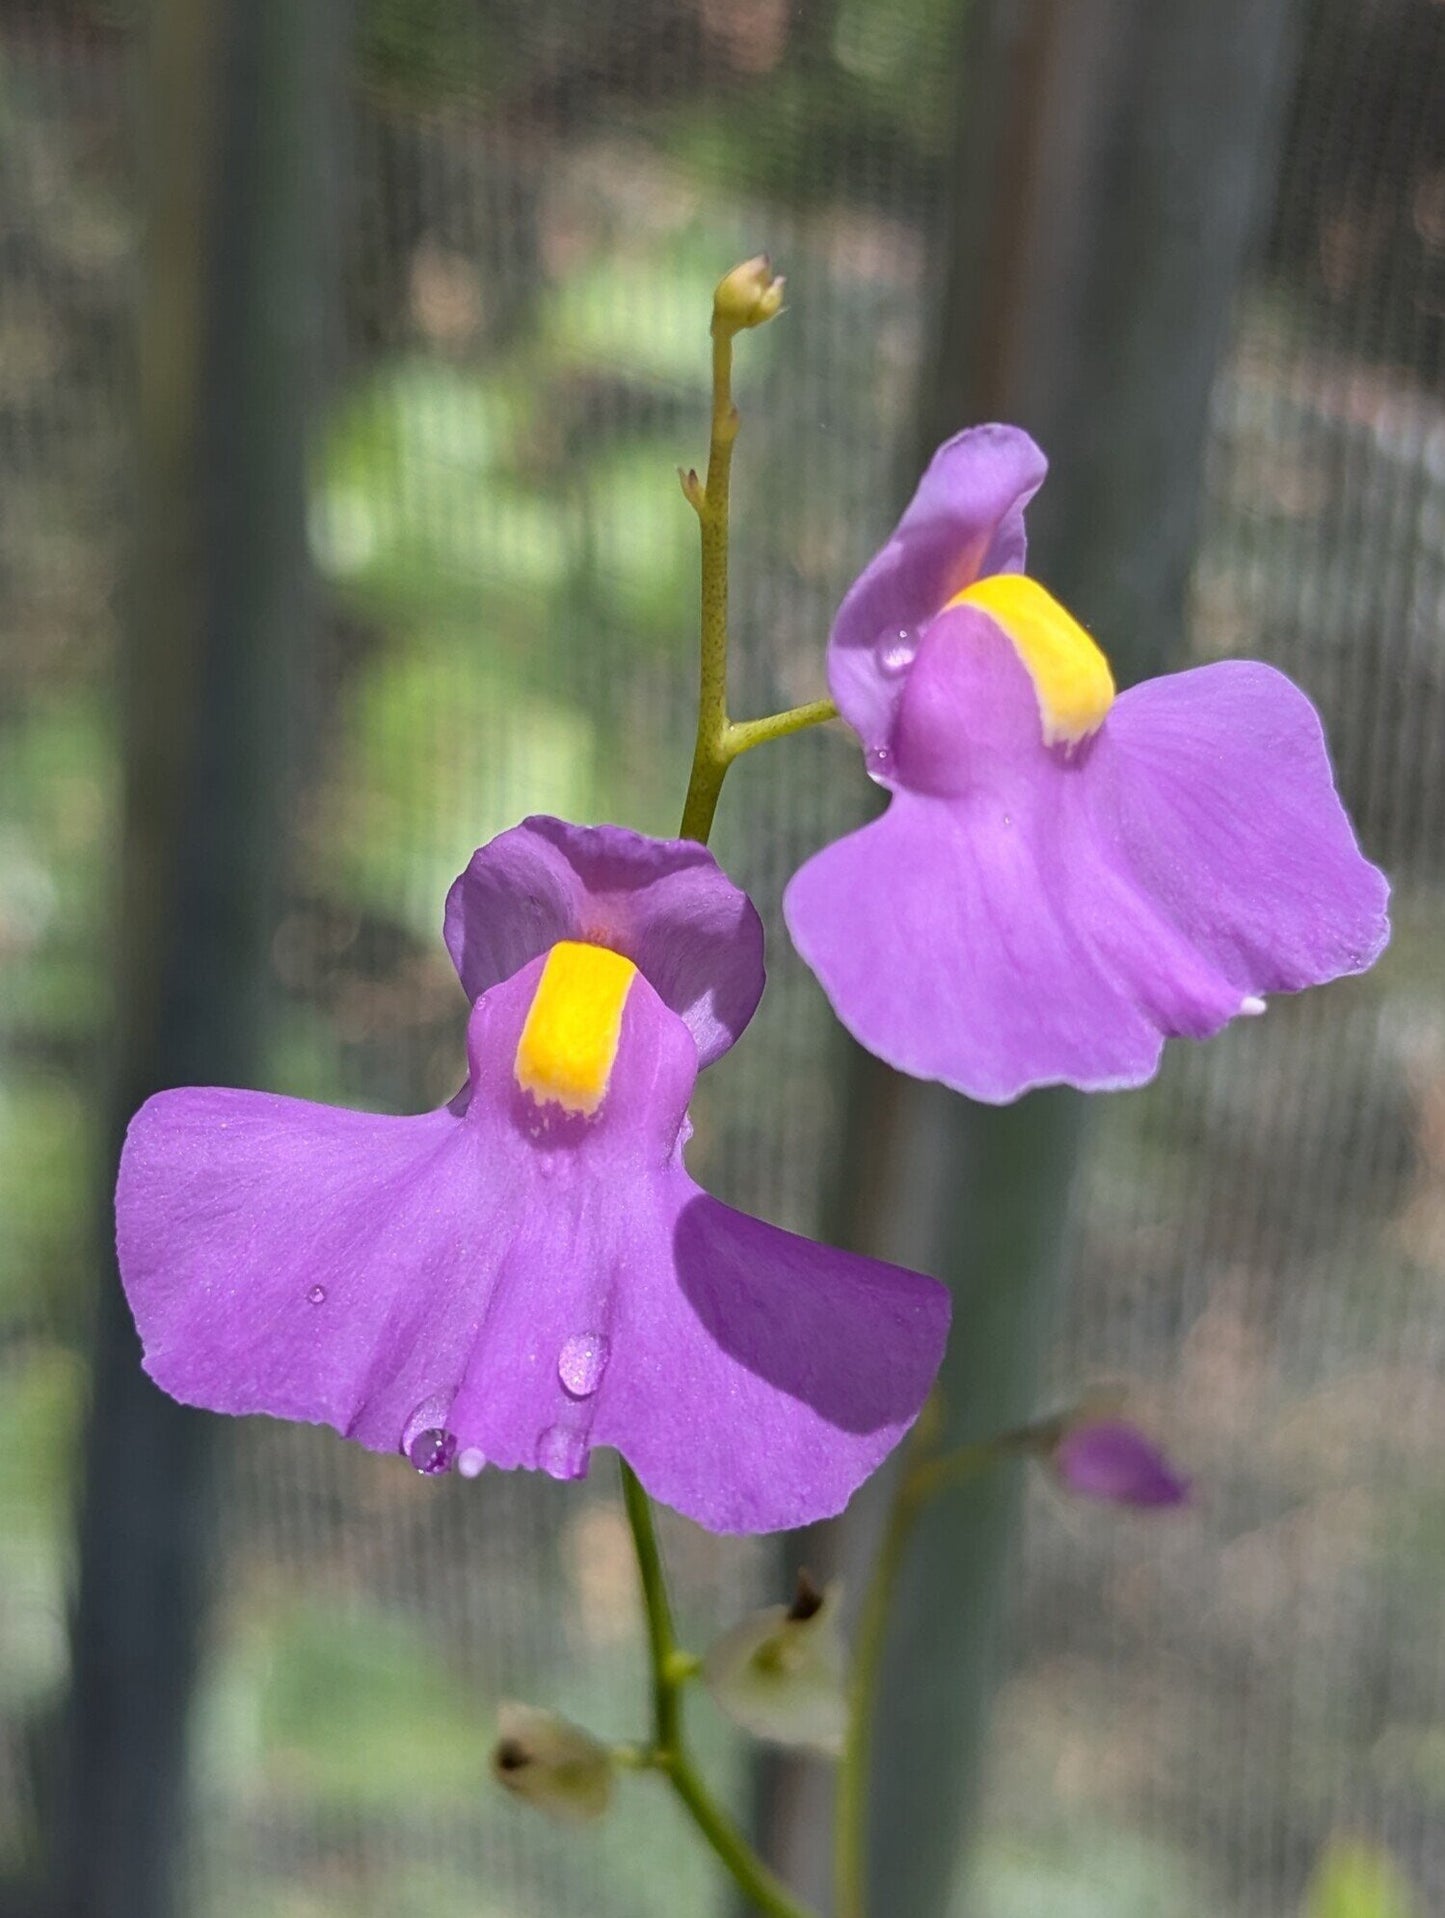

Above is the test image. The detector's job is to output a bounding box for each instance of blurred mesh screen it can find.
[2,2,1443,1914]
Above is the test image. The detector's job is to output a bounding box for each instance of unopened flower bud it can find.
[1052,1418,1190,1509]
[701,1570,846,1756]
[712,255,786,337]
[490,1702,614,1823]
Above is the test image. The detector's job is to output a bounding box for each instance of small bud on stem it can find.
[489,1702,615,1823]
[702,1578,847,1756]
[711,255,786,339]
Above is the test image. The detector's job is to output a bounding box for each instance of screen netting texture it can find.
[1,4,1442,1916]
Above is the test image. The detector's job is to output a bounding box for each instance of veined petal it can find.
[786,785,1177,1100]
[444,817,765,1069]
[115,1088,504,1451]
[827,425,1046,758]
[117,955,948,1533]
[1097,661,1390,993]
[595,1187,949,1534]
[786,623,1389,1102]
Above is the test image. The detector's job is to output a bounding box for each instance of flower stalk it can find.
[616,256,837,1918]
[678,257,835,844]
[619,1461,817,1918]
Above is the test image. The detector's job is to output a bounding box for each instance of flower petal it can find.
[443,816,765,1069]
[115,1088,518,1451]
[591,1186,950,1534]
[827,425,1046,756]
[1098,660,1390,995]
[786,782,1174,1101]
[786,619,1389,1102]
[117,959,948,1534]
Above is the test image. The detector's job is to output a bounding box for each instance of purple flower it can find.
[115,824,949,1535]
[784,426,1391,1103]
[1053,1420,1190,1509]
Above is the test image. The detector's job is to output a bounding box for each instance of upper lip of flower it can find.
[823,423,1049,762]
[443,815,767,1071]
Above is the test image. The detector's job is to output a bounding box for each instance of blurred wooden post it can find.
[55,3,344,1913]
[859,3,1301,1914]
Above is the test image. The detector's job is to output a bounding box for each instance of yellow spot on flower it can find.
[515,942,637,1116]
[947,573,1115,745]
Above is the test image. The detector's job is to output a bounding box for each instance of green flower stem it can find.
[834,1431,995,1918]
[620,1460,683,1753]
[665,1751,819,1918]
[725,699,838,759]
[616,265,827,1918]
[677,301,837,844]
[678,322,740,844]
[619,1461,818,1918]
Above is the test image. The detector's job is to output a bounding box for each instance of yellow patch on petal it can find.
[947,573,1115,745]
[515,942,637,1116]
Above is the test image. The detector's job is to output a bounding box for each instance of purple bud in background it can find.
[1053,1419,1190,1509]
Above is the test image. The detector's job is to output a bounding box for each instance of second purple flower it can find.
[784,425,1391,1103]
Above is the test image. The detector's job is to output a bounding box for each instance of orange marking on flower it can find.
[947,573,1115,745]
[515,942,637,1116]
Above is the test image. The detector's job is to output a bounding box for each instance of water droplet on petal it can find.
[865,744,892,784]
[407,1428,456,1476]
[558,1332,610,1399]
[306,1284,327,1305]
[537,1424,589,1481]
[1239,995,1267,1017]
[401,1394,456,1476]
[457,1446,488,1479]
[878,627,917,677]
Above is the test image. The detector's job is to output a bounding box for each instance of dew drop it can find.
[558,1332,610,1399]
[537,1424,589,1481]
[1239,994,1267,1017]
[401,1394,456,1476]
[457,1446,488,1479]
[865,744,892,784]
[407,1428,456,1475]
[306,1284,327,1306]
[878,627,917,677]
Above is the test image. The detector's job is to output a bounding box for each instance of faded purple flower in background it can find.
[1053,1419,1191,1509]
[784,425,1391,1103]
[116,824,949,1536]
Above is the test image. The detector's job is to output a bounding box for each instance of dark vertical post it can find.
[56,3,344,1913]
[859,3,1302,1914]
